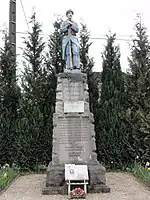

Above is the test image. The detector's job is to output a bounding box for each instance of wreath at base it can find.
[68,187,86,199]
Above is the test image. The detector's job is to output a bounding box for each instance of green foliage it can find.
[79,24,93,73]
[127,163,150,187]
[47,16,64,74]
[79,24,100,117]
[22,12,45,73]
[16,12,53,170]
[0,33,20,166]
[97,34,135,169]
[0,164,19,190]
[45,16,65,114]
[45,15,65,129]
[126,15,150,164]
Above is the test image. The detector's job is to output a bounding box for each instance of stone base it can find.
[42,161,110,195]
[64,69,81,73]
[42,184,67,195]
[42,184,110,195]
[45,162,65,187]
[88,184,110,193]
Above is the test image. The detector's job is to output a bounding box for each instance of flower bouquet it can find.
[69,187,86,199]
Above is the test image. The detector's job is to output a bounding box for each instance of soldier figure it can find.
[60,9,80,70]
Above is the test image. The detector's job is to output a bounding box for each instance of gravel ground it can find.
[0,172,150,200]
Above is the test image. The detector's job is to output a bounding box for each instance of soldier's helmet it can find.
[66,9,74,16]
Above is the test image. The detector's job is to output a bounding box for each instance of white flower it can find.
[145,162,150,167]
[3,173,7,178]
[3,163,9,169]
[136,155,139,159]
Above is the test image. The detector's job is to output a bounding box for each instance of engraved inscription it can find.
[57,117,92,163]
[62,82,84,101]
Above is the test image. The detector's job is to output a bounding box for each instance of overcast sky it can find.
[0,0,150,72]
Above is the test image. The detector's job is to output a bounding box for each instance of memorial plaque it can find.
[65,164,89,180]
[64,101,84,113]
[57,117,92,163]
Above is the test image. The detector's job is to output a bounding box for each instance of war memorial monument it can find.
[42,9,110,195]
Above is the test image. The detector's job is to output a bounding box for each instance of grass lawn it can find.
[0,165,19,192]
[130,164,150,188]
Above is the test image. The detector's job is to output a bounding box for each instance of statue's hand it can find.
[67,20,73,29]
[68,20,73,24]
[67,20,73,25]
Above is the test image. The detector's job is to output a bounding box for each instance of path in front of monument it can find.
[0,172,150,200]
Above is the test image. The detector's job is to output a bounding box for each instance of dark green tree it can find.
[47,17,64,74]
[46,17,65,116]
[126,15,150,163]
[79,24,100,119]
[97,34,134,169]
[0,32,20,165]
[17,12,53,169]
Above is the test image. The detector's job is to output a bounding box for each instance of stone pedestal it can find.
[42,71,110,194]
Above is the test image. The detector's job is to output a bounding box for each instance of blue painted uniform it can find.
[60,20,80,69]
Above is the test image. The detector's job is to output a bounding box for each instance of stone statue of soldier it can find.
[60,9,80,70]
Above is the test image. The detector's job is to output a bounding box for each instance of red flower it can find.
[68,187,86,199]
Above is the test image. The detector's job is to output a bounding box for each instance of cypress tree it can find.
[17,12,53,169]
[79,24,99,119]
[97,34,133,169]
[0,32,20,165]
[46,17,65,116]
[47,17,64,74]
[126,15,150,163]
